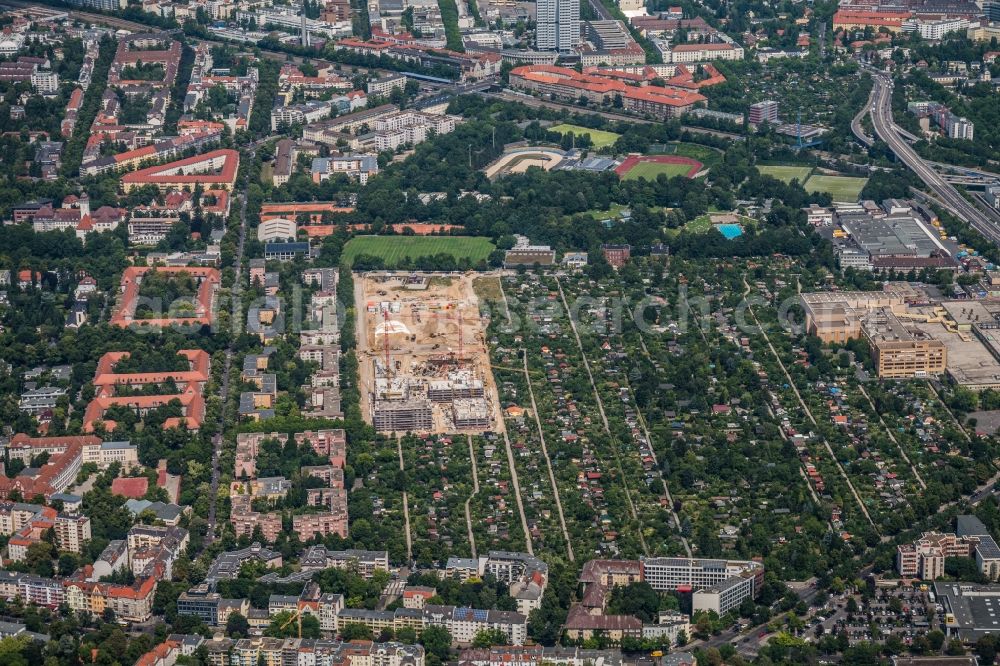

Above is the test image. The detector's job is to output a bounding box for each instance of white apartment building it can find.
[903,17,969,40]
[691,575,755,615]
[641,557,763,614]
[948,115,974,140]
[661,42,744,63]
[367,73,406,96]
[371,112,457,151]
[83,440,139,470]
[55,514,92,554]
[30,71,60,94]
[536,0,580,52]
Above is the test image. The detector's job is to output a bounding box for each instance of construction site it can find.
[354,272,501,434]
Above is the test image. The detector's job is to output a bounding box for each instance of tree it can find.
[472,628,509,648]
[226,612,250,638]
[341,623,373,641]
[420,625,452,666]
[977,635,997,664]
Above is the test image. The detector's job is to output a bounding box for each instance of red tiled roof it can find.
[121,149,239,188]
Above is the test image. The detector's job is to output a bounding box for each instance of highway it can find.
[850,83,875,148]
[867,70,1000,245]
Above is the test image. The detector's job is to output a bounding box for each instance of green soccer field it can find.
[757,165,813,183]
[549,123,621,149]
[342,236,495,266]
[805,175,868,202]
[622,161,696,181]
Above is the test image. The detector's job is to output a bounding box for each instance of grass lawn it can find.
[805,175,868,202]
[673,142,723,166]
[581,203,630,219]
[686,215,713,233]
[622,161,696,181]
[549,123,620,149]
[757,165,813,184]
[342,235,495,266]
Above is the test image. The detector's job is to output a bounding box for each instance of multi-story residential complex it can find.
[902,16,969,39]
[205,543,283,585]
[898,516,1000,580]
[536,0,580,52]
[658,41,744,64]
[640,557,764,615]
[121,149,240,193]
[229,638,423,666]
[368,73,407,96]
[908,101,975,141]
[6,434,139,471]
[311,154,380,184]
[371,111,459,151]
[83,349,212,432]
[0,438,82,500]
[336,605,528,645]
[293,510,349,540]
[278,63,354,101]
[749,100,779,125]
[509,65,706,120]
[30,70,59,94]
[299,546,389,577]
[54,514,92,554]
[182,44,258,132]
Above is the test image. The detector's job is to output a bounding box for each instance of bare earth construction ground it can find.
[354,272,503,434]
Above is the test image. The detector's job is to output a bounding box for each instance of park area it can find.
[548,123,620,149]
[342,236,495,267]
[615,155,703,181]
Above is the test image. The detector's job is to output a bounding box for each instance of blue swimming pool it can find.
[715,223,744,239]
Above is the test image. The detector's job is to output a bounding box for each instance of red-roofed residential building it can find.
[833,9,911,32]
[134,639,181,666]
[62,87,84,137]
[84,348,211,433]
[0,441,82,500]
[121,149,240,193]
[109,266,220,329]
[509,65,705,119]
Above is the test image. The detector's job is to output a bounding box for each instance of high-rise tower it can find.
[536,0,580,52]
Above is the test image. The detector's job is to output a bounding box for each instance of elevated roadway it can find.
[868,70,1000,244]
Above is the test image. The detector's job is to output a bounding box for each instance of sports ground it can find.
[757,165,813,183]
[805,175,868,201]
[615,155,703,180]
[548,124,621,149]
[758,165,868,202]
[342,236,495,266]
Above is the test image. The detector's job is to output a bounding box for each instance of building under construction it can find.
[452,398,490,429]
[358,272,500,434]
[373,399,434,431]
[428,370,485,402]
